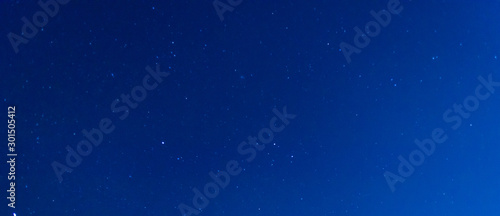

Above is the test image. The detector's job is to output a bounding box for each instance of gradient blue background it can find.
[1,0,500,215]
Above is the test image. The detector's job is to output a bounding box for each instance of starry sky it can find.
[1,0,500,216]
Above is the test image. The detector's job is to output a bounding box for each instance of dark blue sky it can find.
[1,0,500,215]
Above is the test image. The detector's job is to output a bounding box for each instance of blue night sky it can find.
[1,0,500,216]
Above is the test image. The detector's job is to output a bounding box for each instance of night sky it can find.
[1,0,500,216]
